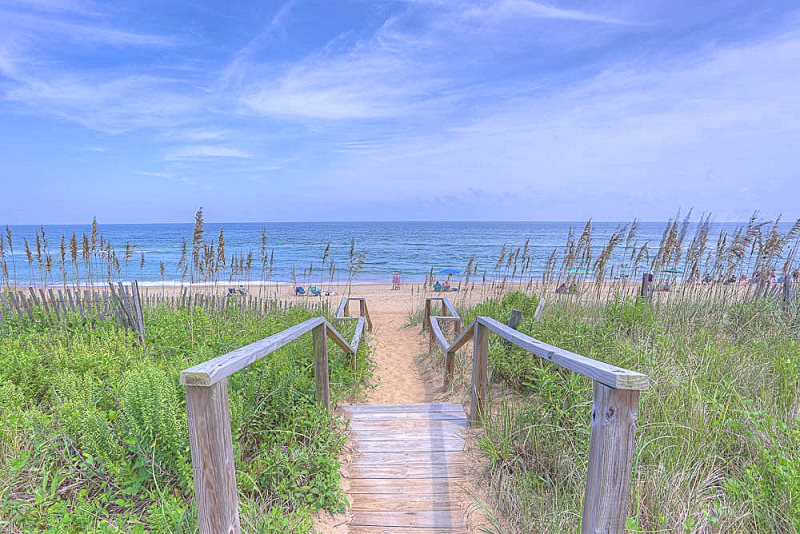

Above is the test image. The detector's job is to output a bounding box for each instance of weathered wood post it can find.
[423,299,431,331]
[359,299,367,319]
[313,322,330,410]
[581,381,640,534]
[784,275,792,304]
[185,381,240,534]
[503,309,522,352]
[639,273,652,305]
[470,321,489,425]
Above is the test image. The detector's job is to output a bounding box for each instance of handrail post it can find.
[581,381,640,533]
[423,299,431,331]
[185,381,240,534]
[469,321,489,425]
[313,323,330,409]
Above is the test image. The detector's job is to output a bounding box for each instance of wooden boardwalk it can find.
[341,403,470,533]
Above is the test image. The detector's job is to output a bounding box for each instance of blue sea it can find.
[0,221,791,285]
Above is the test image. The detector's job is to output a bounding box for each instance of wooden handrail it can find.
[335,296,373,330]
[422,296,648,534]
[181,300,370,534]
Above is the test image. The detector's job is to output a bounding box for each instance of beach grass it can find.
[427,291,799,532]
[0,303,370,532]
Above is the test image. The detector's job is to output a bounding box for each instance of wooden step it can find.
[344,403,471,532]
[351,510,466,529]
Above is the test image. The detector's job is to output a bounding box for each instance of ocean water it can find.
[0,221,791,285]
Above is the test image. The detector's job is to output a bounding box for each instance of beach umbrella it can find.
[567,268,589,274]
[438,268,460,275]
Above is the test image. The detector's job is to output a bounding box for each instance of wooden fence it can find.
[179,296,371,533]
[140,288,331,317]
[0,282,145,340]
[423,296,649,534]
[0,283,333,342]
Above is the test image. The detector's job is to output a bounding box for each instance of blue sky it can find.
[0,0,798,224]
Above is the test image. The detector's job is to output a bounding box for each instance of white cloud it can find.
[319,25,800,219]
[164,145,253,161]
[462,0,630,25]
[240,39,443,120]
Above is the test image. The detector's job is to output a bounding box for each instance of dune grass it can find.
[432,291,799,532]
[0,304,370,533]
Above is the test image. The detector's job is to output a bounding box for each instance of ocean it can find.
[0,221,792,285]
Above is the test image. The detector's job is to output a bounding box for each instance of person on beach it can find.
[793,269,799,283]
[392,272,400,290]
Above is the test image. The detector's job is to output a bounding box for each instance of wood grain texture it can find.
[470,323,489,425]
[185,382,240,534]
[345,403,470,533]
[313,323,330,409]
[581,381,640,534]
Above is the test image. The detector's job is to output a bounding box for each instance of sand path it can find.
[364,308,430,403]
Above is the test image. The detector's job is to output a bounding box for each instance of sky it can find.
[0,0,798,224]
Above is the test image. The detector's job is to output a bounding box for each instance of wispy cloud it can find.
[319,23,800,218]
[0,8,179,47]
[164,145,253,161]
[461,0,631,25]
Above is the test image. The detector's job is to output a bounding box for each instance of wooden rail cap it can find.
[180,317,355,387]
[476,317,649,390]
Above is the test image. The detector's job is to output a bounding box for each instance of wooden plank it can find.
[352,451,465,465]
[180,317,324,386]
[581,381,640,534]
[354,438,464,453]
[446,319,475,354]
[429,317,449,351]
[351,510,465,529]
[351,491,465,510]
[323,319,355,355]
[130,280,145,340]
[349,477,467,494]
[441,297,459,319]
[349,418,468,430]
[350,315,366,361]
[350,428,465,441]
[477,316,649,390]
[351,464,464,479]
[350,527,462,534]
[346,411,468,422]
[343,403,464,414]
[335,296,348,318]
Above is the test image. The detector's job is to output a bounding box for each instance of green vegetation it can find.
[0,304,370,532]
[446,292,799,532]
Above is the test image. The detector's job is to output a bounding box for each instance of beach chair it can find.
[434,282,442,292]
[295,286,306,296]
[309,286,322,297]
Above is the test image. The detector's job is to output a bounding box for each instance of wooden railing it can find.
[179,298,371,534]
[423,296,649,534]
